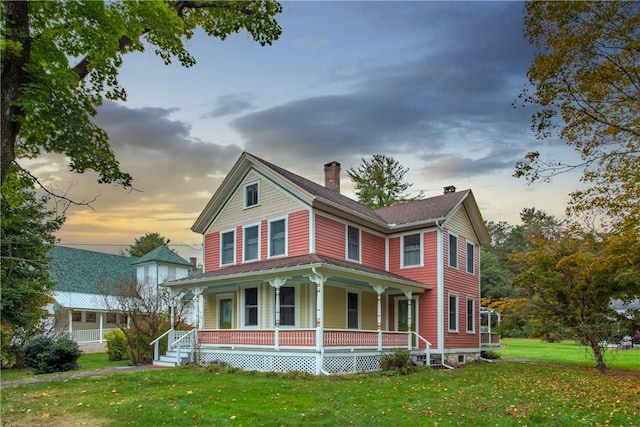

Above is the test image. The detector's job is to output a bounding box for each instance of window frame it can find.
[106,313,117,324]
[220,229,236,266]
[242,286,259,328]
[85,312,97,323]
[466,240,475,274]
[448,292,459,333]
[401,232,423,268]
[268,216,288,258]
[346,225,361,262]
[346,291,360,329]
[276,286,297,327]
[243,181,260,209]
[71,311,81,322]
[466,297,475,333]
[242,223,261,262]
[448,233,459,269]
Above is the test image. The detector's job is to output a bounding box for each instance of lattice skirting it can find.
[195,348,383,375]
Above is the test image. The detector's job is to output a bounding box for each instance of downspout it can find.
[435,220,454,369]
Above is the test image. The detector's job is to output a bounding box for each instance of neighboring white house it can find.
[47,245,199,349]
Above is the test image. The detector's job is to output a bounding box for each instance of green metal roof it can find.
[48,246,137,294]
[131,245,192,266]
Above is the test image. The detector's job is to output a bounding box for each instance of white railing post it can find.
[405,291,413,349]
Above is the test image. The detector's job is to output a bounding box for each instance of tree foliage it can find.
[515,1,640,228]
[128,232,170,258]
[347,154,423,208]
[511,228,640,373]
[1,0,282,187]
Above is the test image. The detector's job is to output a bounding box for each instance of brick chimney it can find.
[190,257,197,270]
[443,185,456,194]
[324,161,341,192]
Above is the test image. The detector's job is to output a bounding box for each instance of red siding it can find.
[315,214,345,259]
[288,210,309,256]
[388,232,437,285]
[235,225,243,264]
[204,232,220,272]
[361,231,385,270]
[260,219,268,260]
[443,229,481,350]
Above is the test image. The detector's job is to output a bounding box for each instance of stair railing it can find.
[150,329,172,363]
[410,331,432,366]
[171,329,197,366]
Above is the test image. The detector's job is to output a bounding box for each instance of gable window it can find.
[467,297,475,333]
[449,233,458,268]
[244,181,259,208]
[347,225,360,262]
[221,230,235,265]
[243,224,259,262]
[466,241,475,274]
[278,287,295,326]
[244,287,258,327]
[269,218,286,257]
[448,293,458,332]
[402,233,421,267]
[347,292,359,329]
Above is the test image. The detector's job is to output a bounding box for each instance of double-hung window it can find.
[347,225,360,262]
[244,287,258,327]
[221,230,235,265]
[466,297,475,333]
[466,241,475,274]
[449,233,458,268]
[347,292,359,329]
[402,233,421,267]
[244,181,259,208]
[269,218,286,257]
[278,287,295,326]
[243,224,259,262]
[448,293,459,332]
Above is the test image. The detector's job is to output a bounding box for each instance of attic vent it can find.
[443,185,456,194]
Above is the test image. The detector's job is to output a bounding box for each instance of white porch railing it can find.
[63,328,113,344]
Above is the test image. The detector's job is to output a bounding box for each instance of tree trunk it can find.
[588,337,607,374]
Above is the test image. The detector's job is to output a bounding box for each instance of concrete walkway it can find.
[1,364,163,389]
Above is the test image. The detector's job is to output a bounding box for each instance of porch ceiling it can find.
[163,254,431,294]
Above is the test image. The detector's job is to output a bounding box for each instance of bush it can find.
[22,335,82,374]
[105,329,128,361]
[481,350,501,360]
[380,348,415,374]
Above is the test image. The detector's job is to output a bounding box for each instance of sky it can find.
[27,1,582,263]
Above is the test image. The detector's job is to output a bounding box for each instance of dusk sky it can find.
[26,1,582,262]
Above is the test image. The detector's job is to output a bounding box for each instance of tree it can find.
[1,1,282,187]
[480,250,511,300]
[515,2,640,229]
[1,165,64,366]
[511,228,640,373]
[128,232,170,258]
[347,154,423,208]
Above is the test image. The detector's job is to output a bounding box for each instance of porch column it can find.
[268,278,288,351]
[404,290,413,349]
[308,268,327,353]
[195,287,204,330]
[169,288,175,330]
[99,313,104,343]
[372,285,387,351]
[68,310,73,338]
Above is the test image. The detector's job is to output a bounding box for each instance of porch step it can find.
[153,359,178,368]
[153,349,193,368]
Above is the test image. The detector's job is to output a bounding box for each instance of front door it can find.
[219,298,233,329]
[397,299,417,345]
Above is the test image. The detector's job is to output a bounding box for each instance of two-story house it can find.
[158,152,490,373]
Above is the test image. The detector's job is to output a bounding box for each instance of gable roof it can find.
[131,245,192,266]
[193,152,490,244]
[48,246,136,294]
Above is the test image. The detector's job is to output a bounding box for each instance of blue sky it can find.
[29,1,581,261]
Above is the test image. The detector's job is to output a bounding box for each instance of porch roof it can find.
[162,254,431,293]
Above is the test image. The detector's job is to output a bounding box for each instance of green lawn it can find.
[497,338,640,371]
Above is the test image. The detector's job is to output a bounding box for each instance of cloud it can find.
[201,93,256,119]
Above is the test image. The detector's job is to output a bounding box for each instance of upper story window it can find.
[347,225,360,262]
[243,224,260,262]
[220,229,235,266]
[402,233,422,267]
[167,266,177,281]
[244,287,258,327]
[466,241,475,274]
[244,181,260,208]
[466,297,475,333]
[448,293,459,332]
[269,218,286,258]
[449,233,458,269]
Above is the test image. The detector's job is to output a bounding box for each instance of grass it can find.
[1,363,639,426]
[0,352,130,382]
[497,338,640,371]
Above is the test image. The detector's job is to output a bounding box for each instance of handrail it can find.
[411,331,432,366]
[172,329,197,366]
[150,329,173,362]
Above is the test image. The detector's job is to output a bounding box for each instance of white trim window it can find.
[268,217,287,258]
[243,223,260,262]
[278,286,296,327]
[448,292,459,332]
[243,181,260,209]
[220,229,235,266]
[346,225,361,262]
[244,287,259,327]
[466,241,475,274]
[449,233,458,269]
[402,233,422,267]
[466,297,475,333]
[347,291,359,329]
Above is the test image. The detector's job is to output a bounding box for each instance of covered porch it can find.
[157,254,434,373]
